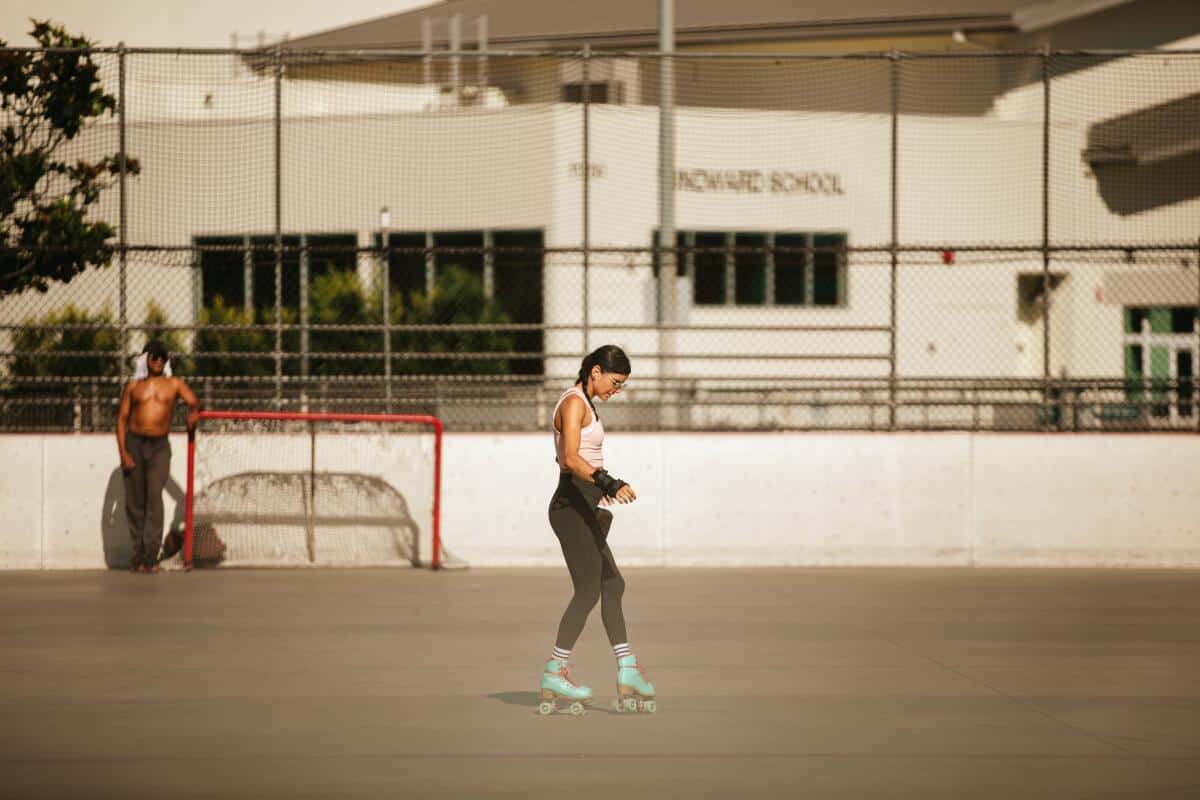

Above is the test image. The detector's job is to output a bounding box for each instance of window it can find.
[379,228,546,375]
[433,231,485,283]
[196,236,246,309]
[1172,307,1199,333]
[773,234,808,306]
[493,230,545,376]
[1178,350,1194,418]
[197,234,355,313]
[380,232,428,298]
[305,234,357,279]
[812,234,844,306]
[1123,306,1198,420]
[657,230,848,307]
[734,233,767,305]
[250,237,301,312]
[694,232,727,305]
[562,82,620,104]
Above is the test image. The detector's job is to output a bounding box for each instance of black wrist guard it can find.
[591,468,627,498]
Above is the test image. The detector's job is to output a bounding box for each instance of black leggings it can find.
[549,473,627,650]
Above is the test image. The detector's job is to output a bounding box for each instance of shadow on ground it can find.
[489,691,626,715]
[488,691,540,707]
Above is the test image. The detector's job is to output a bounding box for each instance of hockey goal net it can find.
[175,411,460,570]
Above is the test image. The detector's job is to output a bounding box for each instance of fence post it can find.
[118,43,128,383]
[582,45,591,356]
[242,235,253,311]
[888,49,900,431]
[477,15,489,89]
[422,18,433,85]
[273,45,284,409]
[90,381,100,432]
[299,233,309,378]
[191,246,201,357]
[450,14,462,95]
[658,1,677,423]
[482,228,494,300]
[1041,46,1053,429]
[381,209,392,412]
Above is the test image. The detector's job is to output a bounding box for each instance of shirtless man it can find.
[116,340,201,573]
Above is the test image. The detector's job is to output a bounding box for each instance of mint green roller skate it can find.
[538,658,593,716]
[612,655,656,714]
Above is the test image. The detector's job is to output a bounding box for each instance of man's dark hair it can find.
[144,339,169,361]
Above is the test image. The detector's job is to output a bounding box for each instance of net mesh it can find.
[1,47,1197,431]
[172,415,454,568]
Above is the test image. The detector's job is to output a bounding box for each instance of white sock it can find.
[613,643,633,660]
[551,646,571,662]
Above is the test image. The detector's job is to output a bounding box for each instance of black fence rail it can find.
[3,375,1195,433]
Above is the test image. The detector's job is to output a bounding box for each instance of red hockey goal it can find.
[180,411,456,570]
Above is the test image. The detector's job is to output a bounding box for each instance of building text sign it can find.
[675,168,845,196]
[567,163,845,196]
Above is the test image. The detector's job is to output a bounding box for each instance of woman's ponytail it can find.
[575,345,631,392]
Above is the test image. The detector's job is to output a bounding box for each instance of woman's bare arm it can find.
[557,394,637,504]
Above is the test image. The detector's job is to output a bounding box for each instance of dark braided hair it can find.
[575,345,631,419]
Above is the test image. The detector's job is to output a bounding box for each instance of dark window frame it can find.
[657,229,848,308]
[196,232,358,315]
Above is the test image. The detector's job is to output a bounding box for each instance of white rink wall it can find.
[2,432,1199,569]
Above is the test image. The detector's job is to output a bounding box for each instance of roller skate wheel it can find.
[537,701,555,716]
[643,700,656,713]
[568,701,587,717]
[622,697,639,713]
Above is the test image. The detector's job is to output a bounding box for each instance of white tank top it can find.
[553,386,604,471]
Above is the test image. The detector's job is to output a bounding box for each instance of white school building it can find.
[4,41,1198,377]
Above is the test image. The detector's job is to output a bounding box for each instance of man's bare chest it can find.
[131,380,175,407]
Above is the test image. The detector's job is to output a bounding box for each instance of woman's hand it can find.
[612,483,637,504]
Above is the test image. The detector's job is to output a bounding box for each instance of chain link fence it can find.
[1,47,1198,431]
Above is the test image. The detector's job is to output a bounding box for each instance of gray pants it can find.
[549,473,628,650]
[124,432,171,568]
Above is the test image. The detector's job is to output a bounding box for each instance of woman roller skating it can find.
[537,345,657,716]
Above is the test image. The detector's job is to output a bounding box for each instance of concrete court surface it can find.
[2,567,1199,799]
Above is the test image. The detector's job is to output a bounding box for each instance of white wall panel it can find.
[2,432,1197,569]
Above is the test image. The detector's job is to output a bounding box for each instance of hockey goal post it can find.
[181,410,455,570]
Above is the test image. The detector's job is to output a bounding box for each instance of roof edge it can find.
[284,13,1019,50]
[1012,0,1135,33]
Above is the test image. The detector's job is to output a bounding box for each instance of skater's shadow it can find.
[488,691,541,708]
[100,467,186,569]
[488,691,623,715]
